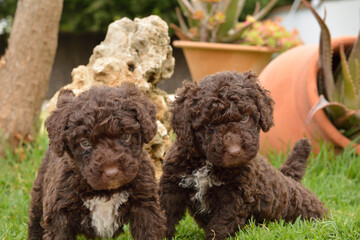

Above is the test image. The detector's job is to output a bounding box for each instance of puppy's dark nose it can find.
[227,144,242,156]
[224,132,242,156]
[104,167,120,178]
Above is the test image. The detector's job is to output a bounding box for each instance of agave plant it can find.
[304,0,360,142]
[171,0,279,43]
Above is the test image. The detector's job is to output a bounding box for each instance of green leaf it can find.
[344,123,360,141]
[338,44,358,109]
[307,95,345,125]
[335,72,345,103]
[307,95,360,129]
[347,31,360,77]
[216,0,245,40]
[301,0,337,102]
[355,60,360,105]
[220,0,278,43]
[347,31,360,100]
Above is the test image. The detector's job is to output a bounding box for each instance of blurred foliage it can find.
[60,0,178,33]
[0,0,17,19]
[0,0,295,35]
[0,0,16,34]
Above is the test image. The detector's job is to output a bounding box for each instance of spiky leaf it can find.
[344,122,360,142]
[307,95,360,129]
[348,31,360,75]
[338,44,358,109]
[220,0,278,43]
[347,31,360,102]
[301,0,337,102]
[216,0,245,40]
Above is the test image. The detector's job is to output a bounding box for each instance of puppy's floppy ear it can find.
[171,80,198,147]
[255,83,274,132]
[242,71,274,132]
[45,89,75,157]
[133,99,157,144]
[123,83,157,144]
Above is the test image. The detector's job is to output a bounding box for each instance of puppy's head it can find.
[45,83,157,190]
[172,71,274,167]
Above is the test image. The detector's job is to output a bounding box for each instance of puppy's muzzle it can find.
[104,167,120,178]
[224,132,243,156]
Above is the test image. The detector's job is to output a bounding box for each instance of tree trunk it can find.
[0,0,63,155]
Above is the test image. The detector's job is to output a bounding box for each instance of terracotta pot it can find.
[173,40,277,83]
[259,36,360,154]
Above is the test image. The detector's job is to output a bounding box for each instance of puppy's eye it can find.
[117,133,131,145]
[206,125,216,133]
[241,114,249,123]
[80,140,91,149]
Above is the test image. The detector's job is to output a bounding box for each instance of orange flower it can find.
[245,15,256,24]
[193,10,204,20]
[274,17,283,23]
[209,11,226,26]
[189,27,199,37]
[213,11,226,23]
[292,29,299,36]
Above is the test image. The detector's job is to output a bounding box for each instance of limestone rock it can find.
[47,15,175,179]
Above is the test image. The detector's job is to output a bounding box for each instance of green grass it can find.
[1,132,360,239]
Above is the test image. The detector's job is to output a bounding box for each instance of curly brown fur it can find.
[28,83,166,240]
[159,71,328,240]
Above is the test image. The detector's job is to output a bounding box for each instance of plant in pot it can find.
[259,0,360,154]
[171,0,302,82]
[305,1,360,145]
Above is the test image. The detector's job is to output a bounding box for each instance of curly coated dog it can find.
[28,83,165,240]
[159,71,328,240]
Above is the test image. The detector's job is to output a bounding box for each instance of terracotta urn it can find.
[259,36,360,154]
[173,40,277,83]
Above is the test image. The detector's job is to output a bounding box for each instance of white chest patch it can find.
[179,162,223,213]
[83,191,129,238]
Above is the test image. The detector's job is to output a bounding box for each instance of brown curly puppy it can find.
[28,83,166,240]
[159,71,328,240]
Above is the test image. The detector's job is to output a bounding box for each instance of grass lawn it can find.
[1,129,360,239]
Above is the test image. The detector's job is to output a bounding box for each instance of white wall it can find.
[272,0,360,44]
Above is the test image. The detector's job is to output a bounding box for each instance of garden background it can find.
[1,0,360,239]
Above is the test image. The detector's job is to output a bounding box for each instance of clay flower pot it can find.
[259,36,360,154]
[173,40,277,83]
